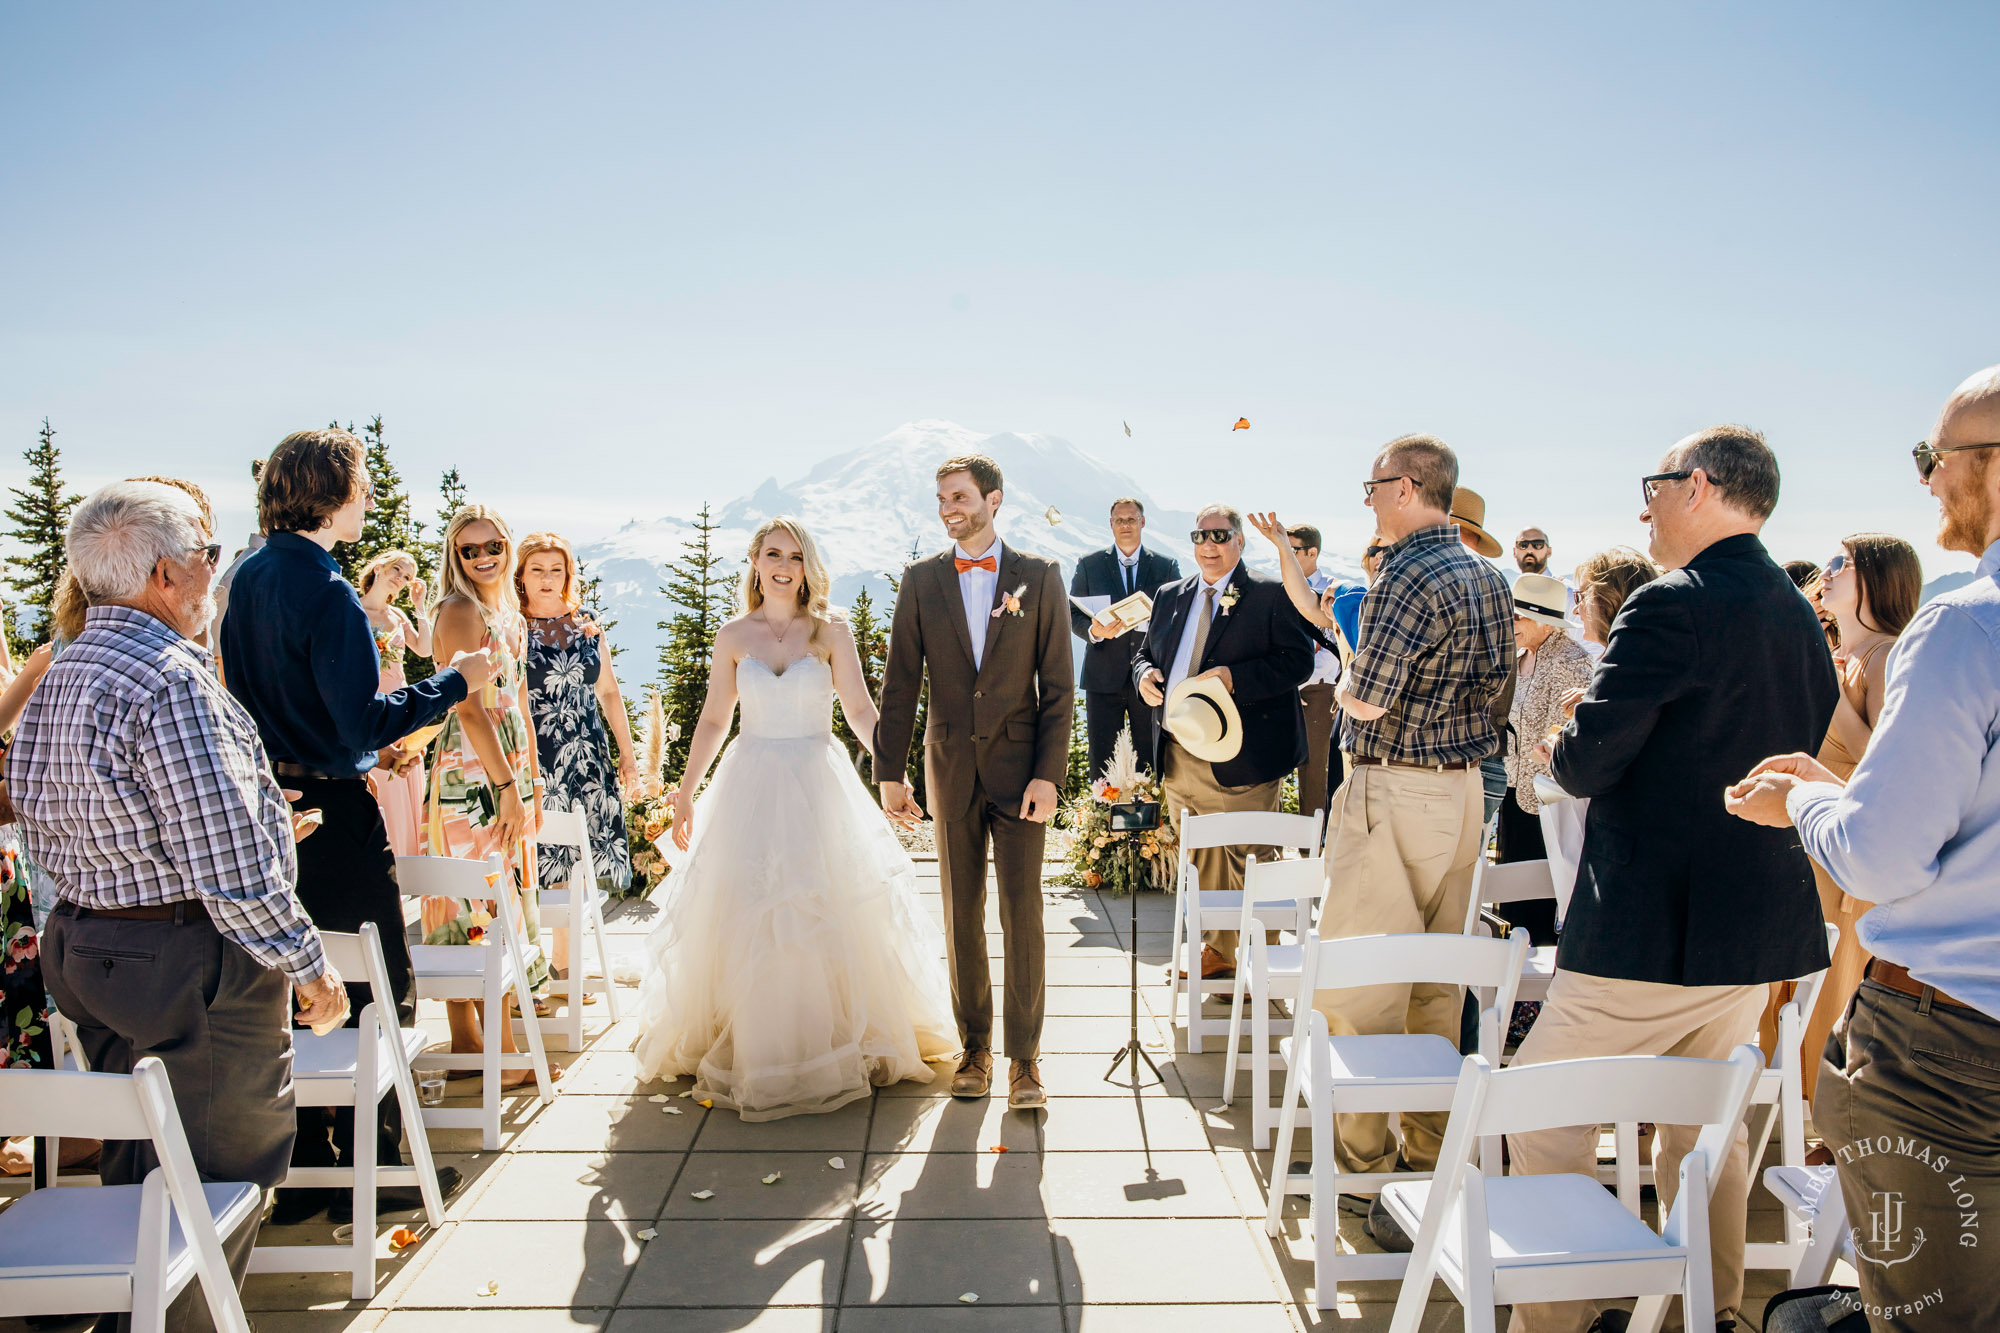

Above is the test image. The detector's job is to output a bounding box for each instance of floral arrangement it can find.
[1052,727,1176,896]
[625,688,680,893]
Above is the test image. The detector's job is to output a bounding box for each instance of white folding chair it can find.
[1742,922,1839,1278]
[1462,856,1561,1007]
[1384,1046,1764,1333]
[534,808,623,1051]
[1264,929,1529,1307]
[1218,853,1324,1148]
[399,853,555,1150]
[249,923,446,1299]
[1762,1162,1852,1288]
[1165,807,1323,1052]
[0,1058,258,1333]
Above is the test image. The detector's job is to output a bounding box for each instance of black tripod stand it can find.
[1103,800,1164,1088]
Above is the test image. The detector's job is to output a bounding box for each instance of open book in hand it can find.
[1070,591,1154,637]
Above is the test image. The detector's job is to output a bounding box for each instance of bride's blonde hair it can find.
[741,516,839,648]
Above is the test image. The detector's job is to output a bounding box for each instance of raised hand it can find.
[1245,511,1287,548]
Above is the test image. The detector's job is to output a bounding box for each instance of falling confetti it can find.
[959,1293,981,1304]
[1044,505,1061,526]
[691,1189,715,1200]
[1123,420,1132,437]
[698,1099,714,1108]
[828,1157,846,1170]
[476,1281,499,1298]
[648,1094,668,1103]
[762,1173,782,1185]
[637,1228,658,1241]
[988,1145,1011,1153]
[389,1227,420,1252]
[1232,417,1251,431]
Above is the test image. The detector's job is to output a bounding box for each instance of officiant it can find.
[1069,497,1181,781]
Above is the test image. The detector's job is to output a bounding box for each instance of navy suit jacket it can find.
[1130,564,1314,787]
[1549,533,1838,986]
[1069,546,1181,693]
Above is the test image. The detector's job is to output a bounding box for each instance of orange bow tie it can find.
[954,556,997,573]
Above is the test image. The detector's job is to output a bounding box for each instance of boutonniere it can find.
[992,582,1028,618]
[1217,585,1242,616]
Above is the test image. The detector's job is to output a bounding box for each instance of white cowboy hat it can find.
[1511,572,1571,630]
[1163,676,1243,764]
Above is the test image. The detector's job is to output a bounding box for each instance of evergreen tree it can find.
[339,415,421,582]
[3,419,83,646]
[655,503,736,782]
[881,557,930,809]
[422,466,468,578]
[830,585,889,778]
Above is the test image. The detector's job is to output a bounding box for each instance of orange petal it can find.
[988,1144,1010,1153]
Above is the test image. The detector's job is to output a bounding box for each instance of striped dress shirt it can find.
[6,605,325,983]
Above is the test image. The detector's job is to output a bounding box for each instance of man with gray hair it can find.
[7,481,346,1333]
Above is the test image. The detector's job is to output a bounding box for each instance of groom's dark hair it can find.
[937,453,1004,499]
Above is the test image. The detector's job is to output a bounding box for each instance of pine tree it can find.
[882,555,931,809]
[831,585,889,779]
[422,466,468,578]
[656,503,736,783]
[338,415,421,582]
[3,419,83,646]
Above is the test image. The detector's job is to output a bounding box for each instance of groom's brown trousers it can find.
[935,780,1047,1060]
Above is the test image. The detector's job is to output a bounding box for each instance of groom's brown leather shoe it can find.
[1008,1060,1046,1110]
[950,1048,993,1098]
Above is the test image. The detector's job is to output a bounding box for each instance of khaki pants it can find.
[1313,763,1483,1172]
[1504,971,1767,1333]
[1162,741,1282,967]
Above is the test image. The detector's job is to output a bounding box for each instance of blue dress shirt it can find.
[1329,582,1366,654]
[1788,538,2000,1021]
[219,532,468,777]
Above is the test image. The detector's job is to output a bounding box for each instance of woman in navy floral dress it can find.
[517,533,638,899]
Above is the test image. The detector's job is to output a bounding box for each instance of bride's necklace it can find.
[759,612,803,650]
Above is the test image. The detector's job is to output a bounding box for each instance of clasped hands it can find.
[1723,752,1843,827]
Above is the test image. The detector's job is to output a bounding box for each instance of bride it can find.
[633,516,959,1118]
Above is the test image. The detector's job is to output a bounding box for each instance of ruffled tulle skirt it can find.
[633,733,959,1119]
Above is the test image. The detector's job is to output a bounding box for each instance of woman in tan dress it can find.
[1776,533,1922,1103]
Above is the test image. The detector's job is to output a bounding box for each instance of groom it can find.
[876,453,1074,1110]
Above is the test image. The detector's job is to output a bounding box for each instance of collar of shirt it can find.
[83,603,202,659]
[1117,547,1141,568]
[1199,563,1238,594]
[955,536,1004,567]
[1385,524,1463,563]
[267,529,340,571]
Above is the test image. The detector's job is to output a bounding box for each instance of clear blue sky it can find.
[5,3,1996,577]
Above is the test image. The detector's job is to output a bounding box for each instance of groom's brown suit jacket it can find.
[875,546,1074,821]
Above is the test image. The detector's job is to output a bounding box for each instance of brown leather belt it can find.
[1867,958,1972,1011]
[1349,755,1475,772]
[70,901,203,923]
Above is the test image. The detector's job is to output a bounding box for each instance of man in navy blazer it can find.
[1069,497,1181,780]
[1132,505,1313,976]
[1508,425,1838,1333]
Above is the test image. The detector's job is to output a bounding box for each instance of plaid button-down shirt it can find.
[7,605,325,983]
[1340,524,1516,766]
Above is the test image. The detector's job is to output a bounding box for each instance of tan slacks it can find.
[1162,740,1283,967]
[1312,762,1484,1173]
[1504,970,1767,1333]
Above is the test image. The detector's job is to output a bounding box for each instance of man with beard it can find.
[9,481,347,1333]
[1514,525,1554,574]
[1728,364,2000,1333]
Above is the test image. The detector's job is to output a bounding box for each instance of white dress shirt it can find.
[1302,567,1339,686]
[1166,566,1235,698]
[955,536,1003,671]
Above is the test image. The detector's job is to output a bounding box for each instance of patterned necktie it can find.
[1187,586,1216,673]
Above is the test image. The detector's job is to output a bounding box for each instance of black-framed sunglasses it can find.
[1912,440,2000,483]
[187,543,222,567]
[1364,542,1389,562]
[1361,475,1409,498]
[1189,527,1239,545]
[1641,470,1694,506]
[456,539,508,561]
[1515,538,1548,550]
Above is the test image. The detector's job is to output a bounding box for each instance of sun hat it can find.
[1163,676,1243,764]
[1511,573,1571,630]
[1449,487,1505,559]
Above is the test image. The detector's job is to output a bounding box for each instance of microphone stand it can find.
[1103,800,1164,1088]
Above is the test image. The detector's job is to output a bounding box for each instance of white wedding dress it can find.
[633,655,959,1119]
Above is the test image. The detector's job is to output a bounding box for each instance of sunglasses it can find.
[1361,475,1409,497]
[187,543,222,567]
[1364,543,1389,561]
[1515,538,1548,550]
[1823,552,1847,579]
[1912,440,2000,482]
[1189,527,1239,545]
[456,539,508,561]
[1641,470,1694,506]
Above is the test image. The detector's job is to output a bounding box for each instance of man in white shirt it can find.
[1287,523,1341,822]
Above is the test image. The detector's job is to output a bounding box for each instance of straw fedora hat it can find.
[1163,676,1243,764]
[1449,487,1504,559]
[1511,573,1571,630]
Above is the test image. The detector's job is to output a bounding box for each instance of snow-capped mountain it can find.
[578,419,1356,669]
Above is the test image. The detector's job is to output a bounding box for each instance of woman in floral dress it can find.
[426,505,550,1081]
[357,549,434,856]
[516,532,638,903]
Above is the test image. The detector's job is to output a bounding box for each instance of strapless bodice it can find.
[736,655,834,740]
